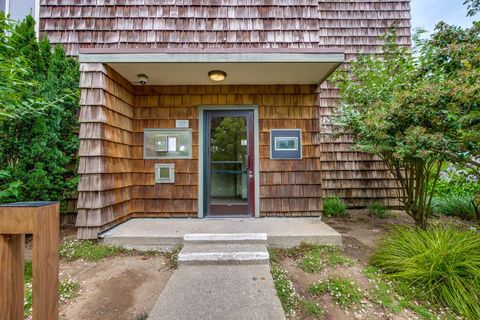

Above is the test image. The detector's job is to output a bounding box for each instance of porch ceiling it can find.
[79,48,344,85]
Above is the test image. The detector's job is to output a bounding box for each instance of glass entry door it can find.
[204,110,255,216]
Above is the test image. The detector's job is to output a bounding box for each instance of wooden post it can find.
[0,234,25,319]
[0,202,59,320]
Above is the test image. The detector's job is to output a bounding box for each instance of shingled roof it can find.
[39,0,411,57]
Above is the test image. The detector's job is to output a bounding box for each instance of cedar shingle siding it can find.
[39,1,411,238]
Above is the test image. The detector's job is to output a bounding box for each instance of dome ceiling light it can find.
[208,70,227,82]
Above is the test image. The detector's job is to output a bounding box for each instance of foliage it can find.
[323,197,348,217]
[0,15,80,207]
[0,170,21,200]
[464,0,480,16]
[210,117,247,161]
[431,163,480,220]
[308,277,364,308]
[367,202,390,219]
[435,163,480,196]
[0,13,49,120]
[371,226,480,319]
[431,194,476,219]
[333,17,480,227]
[271,265,299,316]
[60,240,126,262]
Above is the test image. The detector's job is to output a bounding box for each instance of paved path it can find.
[148,234,286,320]
[148,264,285,320]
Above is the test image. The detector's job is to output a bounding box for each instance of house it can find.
[33,1,410,239]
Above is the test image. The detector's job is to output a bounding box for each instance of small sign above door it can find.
[176,120,189,128]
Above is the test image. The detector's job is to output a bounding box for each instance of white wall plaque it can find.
[176,120,189,128]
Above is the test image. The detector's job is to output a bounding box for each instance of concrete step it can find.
[178,243,269,265]
[183,232,267,244]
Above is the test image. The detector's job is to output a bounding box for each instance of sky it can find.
[411,0,477,33]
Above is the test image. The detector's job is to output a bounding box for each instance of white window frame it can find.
[155,164,175,184]
[3,0,40,38]
[274,136,299,151]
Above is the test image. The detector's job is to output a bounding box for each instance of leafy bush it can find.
[323,197,348,217]
[371,226,480,319]
[430,163,479,220]
[431,193,476,219]
[0,15,79,208]
[367,202,390,219]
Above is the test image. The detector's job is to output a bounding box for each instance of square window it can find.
[155,164,175,184]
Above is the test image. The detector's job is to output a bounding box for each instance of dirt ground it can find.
[278,210,419,320]
[25,227,173,320]
[59,254,173,320]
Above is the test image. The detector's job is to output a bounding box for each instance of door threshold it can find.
[204,215,255,219]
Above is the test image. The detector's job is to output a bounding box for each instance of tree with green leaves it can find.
[0,13,47,120]
[464,0,480,16]
[0,15,80,207]
[333,18,479,227]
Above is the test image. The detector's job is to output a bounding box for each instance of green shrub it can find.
[368,202,390,219]
[431,194,476,220]
[371,226,480,319]
[323,197,348,217]
[0,15,80,208]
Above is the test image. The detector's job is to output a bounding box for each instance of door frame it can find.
[198,105,260,218]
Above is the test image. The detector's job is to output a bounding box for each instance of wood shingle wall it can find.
[317,1,410,207]
[40,1,411,236]
[76,83,323,237]
[77,64,135,238]
[39,0,323,56]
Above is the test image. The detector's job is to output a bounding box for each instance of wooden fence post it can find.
[0,202,59,320]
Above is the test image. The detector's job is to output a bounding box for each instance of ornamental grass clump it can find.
[431,194,476,220]
[323,197,348,217]
[371,226,480,319]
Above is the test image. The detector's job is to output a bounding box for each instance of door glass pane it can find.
[210,116,248,205]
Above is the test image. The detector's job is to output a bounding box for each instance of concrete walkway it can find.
[148,233,285,320]
[101,217,342,250]
[148,264,285,320]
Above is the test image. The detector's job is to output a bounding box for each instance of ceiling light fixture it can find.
[208,70,227,82]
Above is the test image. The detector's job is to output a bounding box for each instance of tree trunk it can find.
[473,198,480,221]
